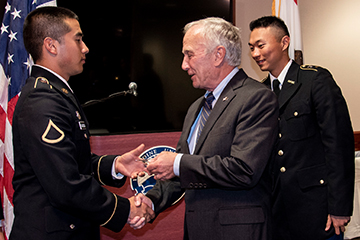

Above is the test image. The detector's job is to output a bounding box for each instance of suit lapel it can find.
[278,62,301,110]
[193,69,246,154]
[50,79,82,112]
[53,84,90,127]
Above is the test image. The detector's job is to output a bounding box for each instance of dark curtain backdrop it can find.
[57,0,233,135]
[0,0,233,135]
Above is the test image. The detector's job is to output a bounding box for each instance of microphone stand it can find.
[81,89,134,108]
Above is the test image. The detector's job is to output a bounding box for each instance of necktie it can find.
[197,92,215,142]
[273,79,281,97]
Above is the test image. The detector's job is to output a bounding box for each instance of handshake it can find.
[117,144,178,230]
[127,193,154,229]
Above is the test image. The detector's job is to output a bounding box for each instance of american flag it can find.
[0,0,56,238]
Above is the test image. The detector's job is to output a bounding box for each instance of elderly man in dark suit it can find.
[11,7,153,240]
[248,16,354,240]
[132,17,279,240]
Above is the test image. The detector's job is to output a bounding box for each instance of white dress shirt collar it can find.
[205,67,239,107]
[33,64,74,93]
[269,60,292,90]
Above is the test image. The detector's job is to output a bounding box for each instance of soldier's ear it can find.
[43,37,58,56]
[281,35,290,52]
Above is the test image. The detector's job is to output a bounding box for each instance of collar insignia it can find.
[61,88,69,94]
[287,80,295,84]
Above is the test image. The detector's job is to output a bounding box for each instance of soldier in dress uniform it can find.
[248,15,354,240]
[10,6,153,240]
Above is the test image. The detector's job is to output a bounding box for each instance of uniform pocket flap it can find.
[283,101,310,120]
[297,164,327,190]
[219,206,265,225]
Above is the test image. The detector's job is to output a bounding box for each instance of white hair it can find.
[184,17,242,67]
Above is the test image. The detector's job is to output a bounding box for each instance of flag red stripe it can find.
[3,156,14,204]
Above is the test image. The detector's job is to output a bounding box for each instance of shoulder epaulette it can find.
[300,65,320,72]
[260,76,267,83]
[34,77,53,89]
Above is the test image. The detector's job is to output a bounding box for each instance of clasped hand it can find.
[127,194,154,229]
[126,151,178,229]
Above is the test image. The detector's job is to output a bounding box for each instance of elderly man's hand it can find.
[146,151,177,180]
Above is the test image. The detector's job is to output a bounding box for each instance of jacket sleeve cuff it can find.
[96,155,126,187]
[101,193,130,232]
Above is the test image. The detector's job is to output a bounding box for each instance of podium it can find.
[90,132,184,240]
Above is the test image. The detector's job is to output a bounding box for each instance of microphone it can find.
[129,82,137,96]
[81,82,138,108]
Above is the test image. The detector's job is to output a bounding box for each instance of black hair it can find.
[249,16,290,41]
[23,7,79,62]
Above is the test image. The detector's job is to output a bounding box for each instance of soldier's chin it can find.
[74,68,84,76]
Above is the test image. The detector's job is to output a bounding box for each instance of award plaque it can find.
[130,145,176,195]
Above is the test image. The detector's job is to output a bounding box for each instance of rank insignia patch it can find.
[42,119,65,144]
